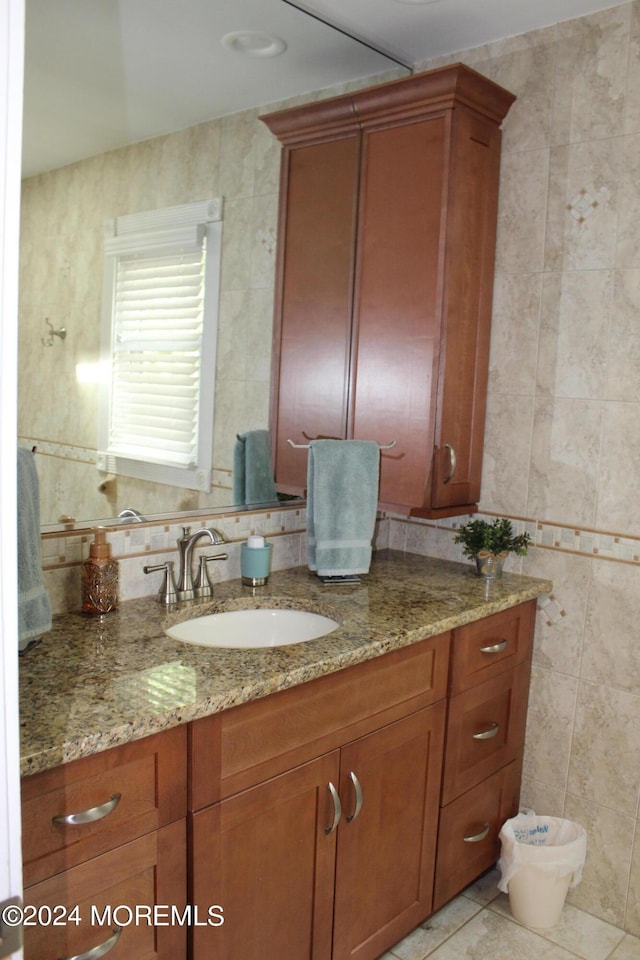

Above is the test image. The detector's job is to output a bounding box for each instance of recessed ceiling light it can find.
[221,31,287,58]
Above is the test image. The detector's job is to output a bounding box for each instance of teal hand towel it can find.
[17,448,52,651]
[307,439,380,576]
[233,430,277,506]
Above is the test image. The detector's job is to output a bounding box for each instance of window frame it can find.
[97,199,222,493]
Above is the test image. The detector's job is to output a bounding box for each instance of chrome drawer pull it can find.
[479,639,508,654]
[463,823,490,843]
[443,443,457,484]
[472,722,499,741]
[326,781,342,834]
[59,925,122,960]
[52,793,121,826]
[346,771,363,823]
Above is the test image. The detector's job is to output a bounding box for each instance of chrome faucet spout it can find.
[176,526,226,600]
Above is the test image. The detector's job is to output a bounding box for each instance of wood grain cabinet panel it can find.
[23,820,186,960]
[263,64,515,517]
[433,760,521,911]
[22,726,187,887]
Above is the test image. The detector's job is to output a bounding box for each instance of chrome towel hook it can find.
[41,318,67,346]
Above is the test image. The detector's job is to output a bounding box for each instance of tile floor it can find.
[382,871,640,960]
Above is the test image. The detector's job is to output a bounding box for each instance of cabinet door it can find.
[430,110,503,511]
[190,752,339,960]
[272,135,360,493]
[332,701,446,960]
[352,115,446,511]
[23,819,186,960]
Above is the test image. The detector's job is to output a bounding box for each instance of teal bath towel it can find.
[307,439,380,577]
[233,430,277,506]
[17,448,51,651]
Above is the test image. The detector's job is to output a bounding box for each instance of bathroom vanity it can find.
[18,553,550,960]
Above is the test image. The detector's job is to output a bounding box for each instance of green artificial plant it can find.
[453,517,531,561]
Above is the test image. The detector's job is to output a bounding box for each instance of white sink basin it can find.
[165,608,339,649]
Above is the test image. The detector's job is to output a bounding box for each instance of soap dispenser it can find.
[81,527,119,616]
[240,535,272,586]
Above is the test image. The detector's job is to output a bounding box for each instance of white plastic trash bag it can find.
[498,809,587,893]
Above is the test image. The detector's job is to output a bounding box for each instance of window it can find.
[97,199,222,492]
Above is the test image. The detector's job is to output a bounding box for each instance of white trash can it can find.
[497,810,587,929]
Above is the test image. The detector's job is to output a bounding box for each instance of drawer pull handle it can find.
[326,781,342,835]
[472,722,499,741]
[480,639,508,654]
[463,823,490,843]
[443,443,457,484]
[59,925,122,960]
[52,793,121,826]
[346,771,363,823]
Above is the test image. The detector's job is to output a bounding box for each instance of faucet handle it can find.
[143,561,178,605]
[194,553,228,598]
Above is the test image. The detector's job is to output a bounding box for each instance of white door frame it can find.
[0,0,25,956]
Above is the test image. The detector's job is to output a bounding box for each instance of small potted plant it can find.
[454,517,531,579]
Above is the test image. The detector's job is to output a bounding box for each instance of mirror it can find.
[18,0,404,529]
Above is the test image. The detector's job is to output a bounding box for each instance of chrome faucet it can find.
[118,508,145,522]
[176,526,226,600]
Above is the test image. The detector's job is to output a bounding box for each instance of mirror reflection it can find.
[18,0,403,528]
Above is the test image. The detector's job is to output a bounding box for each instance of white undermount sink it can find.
[165,608,340,649]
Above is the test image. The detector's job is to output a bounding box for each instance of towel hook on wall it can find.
[287,438,396,450]
[41,318,67,346]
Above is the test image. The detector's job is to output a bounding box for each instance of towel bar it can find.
[287,439,396,450]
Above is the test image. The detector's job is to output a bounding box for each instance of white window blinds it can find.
[98,200,222,492]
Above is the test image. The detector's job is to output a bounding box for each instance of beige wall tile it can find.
[527,398,602,528]
[478,394,533,515]
[607,271,640,400]
[552,6,629,145]
[626,824,640,937]
[488,273,541,397]
[564,795,634,928]
[524,549,590,676]
[582,560,640,695]
[596,403,640,537]
[523,666,578,789]
[545,139,621,272]
[494,147,548,275]
[568,681,640,817]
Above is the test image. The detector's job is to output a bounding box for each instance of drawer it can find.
[189,631,450,808]
[449,600,535,695]
[22,726,187,886]
[441,660,530,805]
[23,819,186,960]
[433,760,521,911]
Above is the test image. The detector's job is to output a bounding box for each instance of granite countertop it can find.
[19,551,551,778]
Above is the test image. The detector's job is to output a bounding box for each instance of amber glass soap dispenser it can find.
[81,527,119,615]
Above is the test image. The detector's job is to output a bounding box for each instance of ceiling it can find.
[22,0,618,178]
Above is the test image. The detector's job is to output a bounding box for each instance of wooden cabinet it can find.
[21,727,187,960]
[433,601,536,910]
[189,634,449,960]
[262,64,515,518]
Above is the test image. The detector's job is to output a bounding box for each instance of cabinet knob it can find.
[325,781,342,834]
[346,771,363,823]
[479,639,508,654]
[463,822,490,843]
[52,792,121,826]
[472,722,499,741]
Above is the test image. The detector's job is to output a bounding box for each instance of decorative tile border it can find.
[387,510,640,567]
[41,504,307,570]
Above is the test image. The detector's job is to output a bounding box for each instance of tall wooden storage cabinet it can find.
[262,64,515,517]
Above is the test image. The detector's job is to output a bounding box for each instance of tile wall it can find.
[23,0,640,938]
[390,2,640,935]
